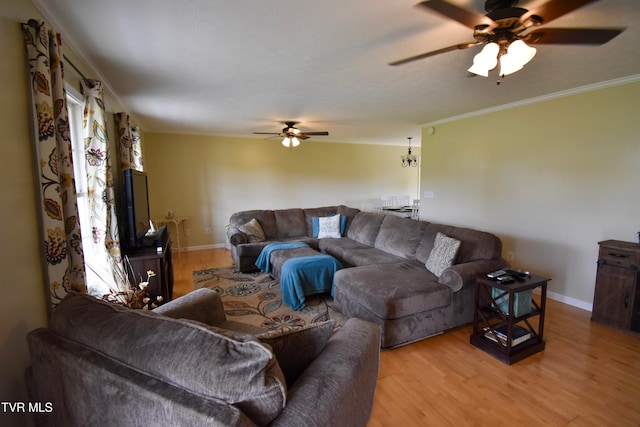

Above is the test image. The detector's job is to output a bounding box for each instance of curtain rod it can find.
[63,54,88,81]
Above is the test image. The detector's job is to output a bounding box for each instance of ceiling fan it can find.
[389,0,623,79]
[253,121,329,148]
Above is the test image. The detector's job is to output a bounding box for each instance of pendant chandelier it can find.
[401,137,418,168]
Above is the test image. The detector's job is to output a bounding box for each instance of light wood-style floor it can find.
[173,248,640,426]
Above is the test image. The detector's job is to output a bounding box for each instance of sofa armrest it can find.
[271,318,381,427]
[153,288,227,326]
[439,259,510,292]
[227,226,248,246]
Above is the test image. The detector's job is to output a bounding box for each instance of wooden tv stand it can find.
[123,226,173,305]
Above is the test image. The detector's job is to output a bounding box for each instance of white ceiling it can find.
[35,0,640,146]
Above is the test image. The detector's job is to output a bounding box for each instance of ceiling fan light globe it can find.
[291,137,300,147]
[282,137,291,148]
[468,42,499,76]
[468,62,490,76]
[508,40,537,66]
[499,54,522,76]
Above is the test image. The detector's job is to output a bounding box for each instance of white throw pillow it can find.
[317,214,341,238]
[425,232,461,278]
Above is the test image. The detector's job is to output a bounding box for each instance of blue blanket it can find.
[255,241,310,273]
[280,255,343,311]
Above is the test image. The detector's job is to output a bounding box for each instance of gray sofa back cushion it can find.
[229,209,278,239]
[275,208,307,238]
[49,293,286,426]
[346,212,385,246]
[336,205,361,231]
[303,206,339,236]
[416,223,503,265]
[374,216,428,259]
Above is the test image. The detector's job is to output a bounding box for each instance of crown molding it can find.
[31,0,136,122]
[422,74,640,128]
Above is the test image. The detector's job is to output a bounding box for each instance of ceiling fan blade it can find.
[253,132,281,135]
[301,132,329,136]
[389,42,480,66]
[521,0,600,26]
[524,28,623,45]
[297,135,311,140]
[417,0,496,30]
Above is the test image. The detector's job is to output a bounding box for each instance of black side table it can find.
[470,274,550,365]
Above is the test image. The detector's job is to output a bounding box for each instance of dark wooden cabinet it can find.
[124,226,174,305]
[592,240,640,332]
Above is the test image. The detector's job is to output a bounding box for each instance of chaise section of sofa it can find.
[332,218,509,347]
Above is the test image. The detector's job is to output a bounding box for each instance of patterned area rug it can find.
[192,266,347,332]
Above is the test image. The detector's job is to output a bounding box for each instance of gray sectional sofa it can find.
[26,289,380,426]
[227,206,509,348]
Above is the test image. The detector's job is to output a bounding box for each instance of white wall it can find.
[420,80,640,309]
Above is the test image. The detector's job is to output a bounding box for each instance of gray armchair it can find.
[26,289,380,426]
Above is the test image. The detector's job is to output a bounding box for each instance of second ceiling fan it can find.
[389,0,623,79]
[253,122,329,148]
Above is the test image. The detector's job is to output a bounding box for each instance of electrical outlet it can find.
[507,251,515,261]
[205,227,211,234]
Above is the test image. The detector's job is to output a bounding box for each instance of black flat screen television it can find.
[122,169,151,248]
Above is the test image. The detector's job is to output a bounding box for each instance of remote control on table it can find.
[487,270,507,279]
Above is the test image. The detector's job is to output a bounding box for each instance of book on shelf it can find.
[483,324,532,347]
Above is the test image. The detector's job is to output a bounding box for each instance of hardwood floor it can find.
[173,248,640,426]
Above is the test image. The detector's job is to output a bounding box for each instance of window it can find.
[66,84,118,294]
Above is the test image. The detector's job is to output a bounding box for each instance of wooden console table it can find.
[153,217,188,252]
[471,274,550,365]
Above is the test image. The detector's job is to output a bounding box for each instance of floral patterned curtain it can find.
[115,112,144,171]
[81,80,128,303]
[22,20,86,307]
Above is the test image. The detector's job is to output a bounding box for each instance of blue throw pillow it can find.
[312,215,346,237]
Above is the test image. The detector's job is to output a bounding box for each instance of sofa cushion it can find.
[374,215,428,259]
[340,247,406,267]
[336,205,361,232]
[304,206,338,235]
[317,215,342,238]
[318,237,372,262]
[239,218,266,243]
[257,320,335,387]
[230,210,278,239]
[333,262,451,319]
[49,293,287,426]
[425,232,461,278]
[416,223,502,265]
[346,212,385,246]
[312,215,347,237]
[275,208,307,238]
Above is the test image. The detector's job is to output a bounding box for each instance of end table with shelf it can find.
[471,274,550,365]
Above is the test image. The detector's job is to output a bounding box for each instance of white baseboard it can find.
[180,243,227,252]
[547,291,593,312]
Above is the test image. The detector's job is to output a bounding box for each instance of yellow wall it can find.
[420,81,640,307]
[144,133,419,247]
[0,2,123,425]
[1,1,48,426]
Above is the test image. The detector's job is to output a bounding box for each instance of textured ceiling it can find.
[35,0,640,146]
